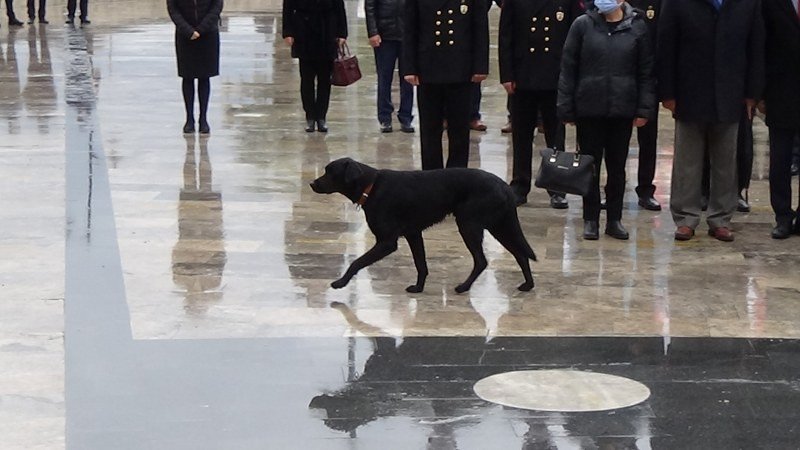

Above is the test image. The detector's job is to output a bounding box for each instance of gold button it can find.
[436,41,441,46]
[448,19,454,24]
[448,30,453,34]
[530,47,535,52]
[533,17,538,22]
[544,27,550,31]
[436,31,441,35]
[437,10,442,15]
[436,20,441,25]
[544,47,549,52]
[545,37,550,41]
[449,40,454,45]
[531,27,536,32]
[448,9,453,13]
[545,17,550,21]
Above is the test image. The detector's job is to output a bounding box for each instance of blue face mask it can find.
[595,0,621,14]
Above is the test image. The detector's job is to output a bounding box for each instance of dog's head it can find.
[309,157,365,197]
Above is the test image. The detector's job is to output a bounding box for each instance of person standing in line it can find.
[66,0,88,24]
[365,0,414,133]
[4,0,23,26]
[283,0,348,133]
[26,0,46,24]
[168,0,223,135]
[558,0,656,240]
[760,0,800,238]
[467,0,500,132]
[402,0,489,169]
[658,0,764,242]
[500,0,581,208]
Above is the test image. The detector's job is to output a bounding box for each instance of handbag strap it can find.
[338,42,351,58]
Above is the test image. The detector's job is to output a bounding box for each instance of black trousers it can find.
[417,82,471,170]
[768,127,800,226]
[299,58,333,121]
[509,89,564,196]
[635,115,658,198]
[66,0,87,19]
[576,118,633,221]
[27,0,45,20]
[5,0,18,19]
[702,109,753,195]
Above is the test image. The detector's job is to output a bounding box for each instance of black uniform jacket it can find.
[402,0,490,84]
[499,0,583,91]
[627,0,659,52]
[657,0,765,123]
[282,0,348,60]
[762,0,800,129]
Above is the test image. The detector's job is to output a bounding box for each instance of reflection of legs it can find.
[181,78,195,133]
[417,84,446,169]
[671,121,706,230]
[705,122,738,230]
[444,82,472,168]
[197,77,210,133]
[404,232,428,293]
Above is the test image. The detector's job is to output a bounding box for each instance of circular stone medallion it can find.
[473,369,650,412]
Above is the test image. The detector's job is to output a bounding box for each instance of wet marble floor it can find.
[1,1,800,448]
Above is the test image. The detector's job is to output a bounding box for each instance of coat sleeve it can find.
[746,0,766,100]
[498,0,513,83]
[282,0,294,38]
[635,21,657,119]
[655,0,677,101]
[401,0,419,76]
[336,0,349,39]
[197,0,223,34]
[365,0,379,37]
[557,18,584,122]
[472,0,490,75]
[167,0,195,38]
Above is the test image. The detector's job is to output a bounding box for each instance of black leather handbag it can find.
[534,148,596,197]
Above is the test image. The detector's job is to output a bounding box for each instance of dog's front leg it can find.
[404,232,428,293]
[331,239,399,289]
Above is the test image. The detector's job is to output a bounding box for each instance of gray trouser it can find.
[670,120,738,229]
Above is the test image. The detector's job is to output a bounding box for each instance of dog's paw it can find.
[405,284,423,293]
[517,281,534,292]
[454,283,471,294]
[330,278,349,289]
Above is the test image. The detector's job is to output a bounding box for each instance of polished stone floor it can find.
[1,1,800,448]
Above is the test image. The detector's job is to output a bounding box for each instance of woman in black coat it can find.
[557,0,655,240]
[282,0,348,132]
[167,0,223,134]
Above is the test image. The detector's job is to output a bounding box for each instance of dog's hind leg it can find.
[454,221,488,293]
[404,232,428,293]
[488,220,535,292]
[331,239,398,289]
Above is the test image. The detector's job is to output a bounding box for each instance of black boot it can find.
[199,118,210,134]
[316,119,328,133]
[183,119,195,134]
[583,220,599,240]
[605,220,630,240]
[305,120,315,132]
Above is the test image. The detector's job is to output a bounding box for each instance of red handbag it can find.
[332,43,362,87]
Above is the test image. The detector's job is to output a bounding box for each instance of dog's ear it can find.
[344,160,363,185]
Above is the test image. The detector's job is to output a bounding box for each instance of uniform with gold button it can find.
[499,0,583,203]
[403,0,490,169]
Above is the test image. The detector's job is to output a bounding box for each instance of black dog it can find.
[310,158,537,293]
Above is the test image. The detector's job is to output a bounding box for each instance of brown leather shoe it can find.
[674,226,695,241]
[501,122,512,134]
[708,227,734,242]
[469,119,487,131]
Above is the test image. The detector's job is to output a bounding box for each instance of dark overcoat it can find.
[401,0,489,84]
[167,0,223,79]
[282,0,348,61]
[657,0,765,123]
[761,0,800,129]
[498,0,583,91]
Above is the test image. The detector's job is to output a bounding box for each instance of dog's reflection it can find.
[171,136,227,316]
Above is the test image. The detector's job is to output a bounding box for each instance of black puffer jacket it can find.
[557,3,656,121]
[365,0,405,41]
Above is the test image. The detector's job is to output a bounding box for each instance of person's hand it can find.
[284,36,294,46]
[190,31,200,40]
[368,35,381,48]
[471,74,488,83]
[404,75,420,86]
[502,81,515,95]
[745,98,756,120]
[633,117,648,128]
[662,99,676,113]
[757,100,766,115]
[338,38,347,46]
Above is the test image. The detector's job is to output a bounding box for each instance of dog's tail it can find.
[492,208,537,262]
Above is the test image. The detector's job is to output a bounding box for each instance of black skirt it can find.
[175,30,220,79]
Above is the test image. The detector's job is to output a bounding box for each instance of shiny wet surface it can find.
[1,1,799,448]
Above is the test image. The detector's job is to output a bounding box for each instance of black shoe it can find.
[199,119,210,134]
[600,199,607,210]
[27,18,35,24]
[316,120,328,133]
[794,220,800,235]
[514,194,527,206]
[182,120,195,134]
[66,16,74,24]
[549,193,568,209]
[9,17,23,26]
[638,196,662,211]
[305,120,315,132]
[400,122,415,133]
[39,19,48,24]
[701,195,708,211]
[80,18,91,25]
[771,222,793,240]
[380,122,393,133]
[605,220,630,240]
[583,220,599,240]
[737,193,751,213]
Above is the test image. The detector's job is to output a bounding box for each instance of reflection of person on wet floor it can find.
[26,0,47,24]
[282,0,348,133]
[167,0,223,135]
[65,0,88,25]
[4,0,24,26]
